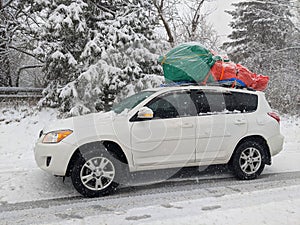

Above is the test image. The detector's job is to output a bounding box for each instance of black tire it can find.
[71,149,125,197]
[230,140,266,180]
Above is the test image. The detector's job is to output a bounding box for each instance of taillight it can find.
[268,112,280,123]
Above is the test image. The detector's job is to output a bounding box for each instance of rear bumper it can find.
[34,140,76,176]
[267,134,284,157]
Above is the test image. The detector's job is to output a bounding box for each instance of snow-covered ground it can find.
[71,184,300,225]
[0,107,299,224]
[265,114,300,173]
[0,107,79,204]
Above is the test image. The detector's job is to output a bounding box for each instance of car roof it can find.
[144,85,261,95]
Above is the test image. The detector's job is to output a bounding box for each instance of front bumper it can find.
[34,139,76,176]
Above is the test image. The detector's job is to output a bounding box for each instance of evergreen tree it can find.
[223,0,295,70]
[27,0,166,115]
[223,0,299,114]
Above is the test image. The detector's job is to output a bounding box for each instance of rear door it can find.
[193,90,248,163]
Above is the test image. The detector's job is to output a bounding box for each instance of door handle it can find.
[181,122,194,128]
[234,119,246,125]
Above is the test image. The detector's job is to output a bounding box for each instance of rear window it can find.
[193,90,258,114]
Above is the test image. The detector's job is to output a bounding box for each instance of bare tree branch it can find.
[178,15,191,38]
[191,0,205,39]
[0,0,14,10]
[17,64,44,73]
[16,64,44,87]
[159,0,164,11]
[9,46,45,63]
[89,0,116,17]
[264,46,300,53]
[153,0,174,45]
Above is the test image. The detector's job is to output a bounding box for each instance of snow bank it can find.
[0,106,36,124]
[0,107,77,204]
[265,115,300,174]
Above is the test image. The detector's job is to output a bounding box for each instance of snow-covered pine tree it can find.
[28,0,166,115]
[223,0,294,70]
[223,0,299,114]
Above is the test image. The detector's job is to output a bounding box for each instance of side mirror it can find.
[137,107,154,119]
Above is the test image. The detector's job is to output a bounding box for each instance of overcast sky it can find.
[204,0,244,43]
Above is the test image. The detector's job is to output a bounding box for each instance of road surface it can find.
[1,170,300,225]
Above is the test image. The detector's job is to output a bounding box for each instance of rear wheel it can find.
[230,140,265,180]
[71,150,123,197]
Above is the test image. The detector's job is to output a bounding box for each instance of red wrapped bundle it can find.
[210,60,269,91]
[252,74,269,91]
[210,61,237,81]
[236,64,269,91]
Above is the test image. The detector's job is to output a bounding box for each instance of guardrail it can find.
[0,87,43,100]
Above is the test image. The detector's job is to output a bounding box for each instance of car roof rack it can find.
[160,81,256,91]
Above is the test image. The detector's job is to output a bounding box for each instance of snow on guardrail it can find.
[0,87,43,99]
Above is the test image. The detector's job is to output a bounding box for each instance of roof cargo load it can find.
[158,43,269,91]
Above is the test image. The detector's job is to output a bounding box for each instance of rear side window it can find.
[225,92,258,113]
[192,90,258,115]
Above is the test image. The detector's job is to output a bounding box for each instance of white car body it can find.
[34,86,284,177]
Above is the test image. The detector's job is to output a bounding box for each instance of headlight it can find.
[42,130,73,143]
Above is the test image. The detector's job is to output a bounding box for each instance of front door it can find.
[130,90,197,167]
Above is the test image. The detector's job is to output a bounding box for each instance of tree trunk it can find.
[0,54,13,87]
[153,0,175,46]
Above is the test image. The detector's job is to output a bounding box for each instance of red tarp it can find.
[210,60,269,91]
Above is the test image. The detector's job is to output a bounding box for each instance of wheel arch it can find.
[228,135,271,166]
[66,140,129,177]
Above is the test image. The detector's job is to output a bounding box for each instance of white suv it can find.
[34,85,284,197]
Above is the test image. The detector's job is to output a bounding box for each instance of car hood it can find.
[42,111,116,134]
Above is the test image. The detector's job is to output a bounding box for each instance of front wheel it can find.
[230,140,266,180]
[71,150,122,197]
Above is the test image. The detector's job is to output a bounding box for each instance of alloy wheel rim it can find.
[80,157,115,191]
[239,147,262,175]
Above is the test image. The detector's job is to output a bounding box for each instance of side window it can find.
[205,92,226,113]
[193,90,258,115]
[193,91,210,114]
[193,91,226,114]
[147,91,197,119]
[225,92,258,113]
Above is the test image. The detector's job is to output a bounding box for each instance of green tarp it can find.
[158,43,218,83]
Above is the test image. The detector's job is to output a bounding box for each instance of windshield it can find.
[112,91,155,114]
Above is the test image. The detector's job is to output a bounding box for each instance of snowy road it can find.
[1,171,300,225]
[0,108,299,224]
